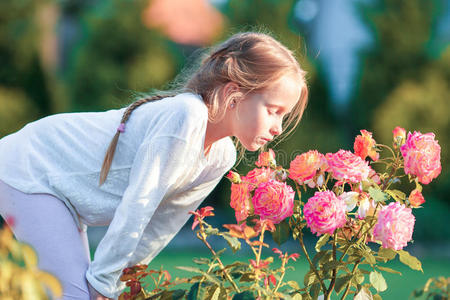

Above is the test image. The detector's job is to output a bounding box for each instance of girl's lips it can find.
[259,137,272,144]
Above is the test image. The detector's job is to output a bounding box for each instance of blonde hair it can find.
[99,32,308,185]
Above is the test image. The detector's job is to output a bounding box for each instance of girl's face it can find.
[231,74,302,151]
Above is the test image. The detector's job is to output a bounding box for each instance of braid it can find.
[99,94,175,186]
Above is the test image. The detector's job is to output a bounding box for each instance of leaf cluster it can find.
[0,225,62,299]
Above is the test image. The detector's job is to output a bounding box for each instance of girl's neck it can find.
[204,118,233,155]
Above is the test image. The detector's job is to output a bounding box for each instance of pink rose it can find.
[230,183,252,222]
[303,190,347,236]
[255,149,276,167]
[400,131,441,184]
[252,179,295,224]
[244,167,273,191]
[354,129,379,161]
[373,202,415,250]
[325,150,371,183]
[288,150,327,186]
[409,189,425,208]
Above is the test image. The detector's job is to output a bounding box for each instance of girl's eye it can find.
[267,108,279,115]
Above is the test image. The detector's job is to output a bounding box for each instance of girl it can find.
[0,32,308,299]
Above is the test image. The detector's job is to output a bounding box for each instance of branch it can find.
[325,232,338,299]
[197,223,241,293]
[340,259,361,300]
[297,230,327,293]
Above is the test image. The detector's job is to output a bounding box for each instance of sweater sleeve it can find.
[128,175,224,265]
[126,140,236,267]
[85,135,192,298]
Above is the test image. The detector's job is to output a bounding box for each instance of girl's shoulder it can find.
[138,92,207,123]
[134,93,209,144]
[171,92,207,114]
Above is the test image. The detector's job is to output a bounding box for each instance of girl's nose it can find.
[270,121,282,136]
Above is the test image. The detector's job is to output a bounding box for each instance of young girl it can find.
[0,32,308,299]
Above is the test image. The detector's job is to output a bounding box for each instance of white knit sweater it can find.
[0,93,236,298]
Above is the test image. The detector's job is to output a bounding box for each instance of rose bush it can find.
[119,127,442,300]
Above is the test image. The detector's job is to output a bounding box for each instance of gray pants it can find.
[0,179,91,299]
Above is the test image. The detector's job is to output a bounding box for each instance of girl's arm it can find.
[86,135,192,298]
[129,175,224,264]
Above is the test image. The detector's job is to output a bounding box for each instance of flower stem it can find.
[340,259,361,300]
[297,230,327,293]
[197,223,241,293]
[254,224,267,299]
[381,165,397,191]
[273,256,287,293]
[256,224,266,266]
[376,143,395,159]
[339,202,381,263]
[325,232,338,299]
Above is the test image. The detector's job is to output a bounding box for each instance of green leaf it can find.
[385,189,406,202]
[201,274,222,286]
[359,268,371,275]
[300,293,313,300]
[412,289,424,297]
[354,272,365,285]
[239,273,255,282]
[310,283,320,299]
[312,251,327,266]
[362,250,377,265]
[377,247,397,261]
[323,260,347,271]
[287,280,300,290]
[334,274,353,294]
[347,254,362,264]
[215,248,227,257]
[198,282,219,300]
[291,293,303,300]
[233,291,256,300]
[315,234,330,252]
[398,250,423,272]
[176,266,222,285]
[303,271,316,287]
[204,226,219,236]
[192,257,210,265]
[376,266,402,275]
[159,289,187,300]
[220,232,241,253]
[318,250,333,266]
[177,266,204,274]
[370,271,387,292]
[368,187,387,203]
[272,219,291,246]
[208,286,222,300]
[187,282,200,300]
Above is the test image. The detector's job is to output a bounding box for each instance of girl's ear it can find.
[222,82,241,103]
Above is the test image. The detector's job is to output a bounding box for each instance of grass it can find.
[146,248,450,299]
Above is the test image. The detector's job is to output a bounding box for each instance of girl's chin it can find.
[243,141,263,152]
[237,137,266,151]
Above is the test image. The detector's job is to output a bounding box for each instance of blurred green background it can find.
[1,0,449,297]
